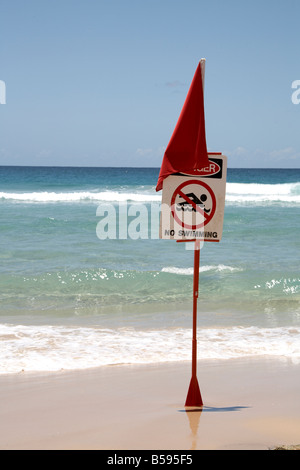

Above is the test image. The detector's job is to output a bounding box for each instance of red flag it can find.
[156,62,210,191]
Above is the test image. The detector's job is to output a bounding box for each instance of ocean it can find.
[0,166,299,374]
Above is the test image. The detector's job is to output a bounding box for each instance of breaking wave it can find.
[0,190,161,203]
[0,182,299,205]
[1,324,299,374]
[161,265,242,275]
[225,182,300,205]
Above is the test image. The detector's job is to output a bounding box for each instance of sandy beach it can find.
[0,357,299,450]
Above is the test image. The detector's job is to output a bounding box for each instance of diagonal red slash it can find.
[178,190,209,219]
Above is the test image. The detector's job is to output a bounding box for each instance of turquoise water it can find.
[0,166,299,372]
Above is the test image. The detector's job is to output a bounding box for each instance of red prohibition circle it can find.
[171,180,216,230]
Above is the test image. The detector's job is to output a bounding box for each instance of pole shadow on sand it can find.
[180,405,250,413]
[179,406,251,450]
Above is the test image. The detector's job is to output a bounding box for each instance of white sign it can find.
[160,154,227,242]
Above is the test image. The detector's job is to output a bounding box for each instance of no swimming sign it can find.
[159,154,227,242]
[156,61,228,407]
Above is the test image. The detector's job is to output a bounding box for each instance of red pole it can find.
[185,239,203,407]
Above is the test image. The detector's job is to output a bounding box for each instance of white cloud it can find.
[136,148,153,157]
[225,146,300,167]
[136,146,165,158]
[165,80,186,89]
[269,147,300,162]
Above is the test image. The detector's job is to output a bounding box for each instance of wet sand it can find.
[0,357,299,450]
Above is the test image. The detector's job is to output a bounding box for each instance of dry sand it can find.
[0,357,299,450]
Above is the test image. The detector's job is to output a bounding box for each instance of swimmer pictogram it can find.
[171,180,216,230]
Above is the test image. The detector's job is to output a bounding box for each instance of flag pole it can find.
[185,238,203,407]
[185,59,206,408]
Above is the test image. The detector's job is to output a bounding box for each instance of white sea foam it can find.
[225,182,300,204]
[0,182,299,204]
[1,324,299,374]
[0,191,161,203]
[161,265,242,275]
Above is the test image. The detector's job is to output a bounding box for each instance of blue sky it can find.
[1,0,300,168]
